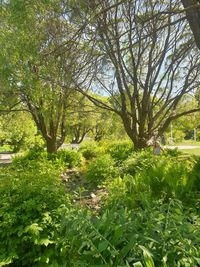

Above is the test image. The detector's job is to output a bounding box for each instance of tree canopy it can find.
[1,0,200,151]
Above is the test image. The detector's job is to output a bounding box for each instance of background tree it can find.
[0,112,39,152]
[66,95,126,143]
[0,0,82,153]
[69,0,200,149]
[166,96,200,142]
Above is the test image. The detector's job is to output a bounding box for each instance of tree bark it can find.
[46,138,57,153]
[134,139,148,150]
[181,0,200,50]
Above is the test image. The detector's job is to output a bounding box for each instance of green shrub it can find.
[140,158,196,200]
[12,148,81,172]
[107,157,196,209]
[86,154,119,186]
[0,165,70,266]
[12,151,55,174]
[105,140,134,162]
[190,156,200,191]
[164,147,182,157]
[121,149,156,176]
[80,141,104,160]
[48,149,82,168]
[0,144,13,152]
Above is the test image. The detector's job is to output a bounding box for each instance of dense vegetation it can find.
[1,0,200,266]
[0,142,199,266]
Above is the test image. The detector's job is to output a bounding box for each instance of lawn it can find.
[180,148,200,156]
[175,140,200,146]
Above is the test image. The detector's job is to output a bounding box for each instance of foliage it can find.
[59,199,200,266]
[66,96,125,143]
[164,148,182,157]
[0,112,38,152]
[12,148,82,171]
[104,140,134,162]
[0,162,71,267]
[191,157,200,192]
[80,141,104,160]
[121,149,156,176]
[47,149,82,169]
[0,144,13,153]
[136,158,196,200]
[0,0,82,153]
[86,154,119,186]
[107,156,197,208]
[0,143,200,266]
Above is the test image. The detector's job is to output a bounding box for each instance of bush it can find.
[190,156,200,192]
[48,149,82,168]
[86,154,119,186]
[164,147,182,157]
[12,150,55,174]
[0,164,70,266]
[121,149,156,176]
[80,141,104,160]
[107,156,197,209]
[12,148,81,172]
[0,144,13,153]
[105,140,134,162]
[139,158,196,200]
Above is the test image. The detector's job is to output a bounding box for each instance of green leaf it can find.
[139,245,155,267]
[35,238,54,246]
[98,241,109,252]
[133,262,143,267]
[24,223,43,236]
[0,259,13,267]
[162,255,167,267]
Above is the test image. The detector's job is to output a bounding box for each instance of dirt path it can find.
[61,169,107,211]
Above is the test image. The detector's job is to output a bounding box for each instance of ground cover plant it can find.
[0,143,200,266]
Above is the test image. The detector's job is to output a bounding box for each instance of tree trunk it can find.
[133,138,148,150]
[46,138,57,153]
[181,0,200,50]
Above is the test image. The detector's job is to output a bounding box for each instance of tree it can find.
[66,96,94,144]
[0,112,38,152]
[69,0,200,149]
[66,95,126,143]
[0,0,83,153]
[165,95,200,142]
[181,0,200,50]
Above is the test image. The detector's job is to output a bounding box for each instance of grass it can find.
[175,140,200,146]
[180,148,200,156]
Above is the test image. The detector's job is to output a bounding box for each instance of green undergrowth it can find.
[60,199,200,266]
[12,148,82,172]
[0,163,70,266]
[0,144,200,266]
